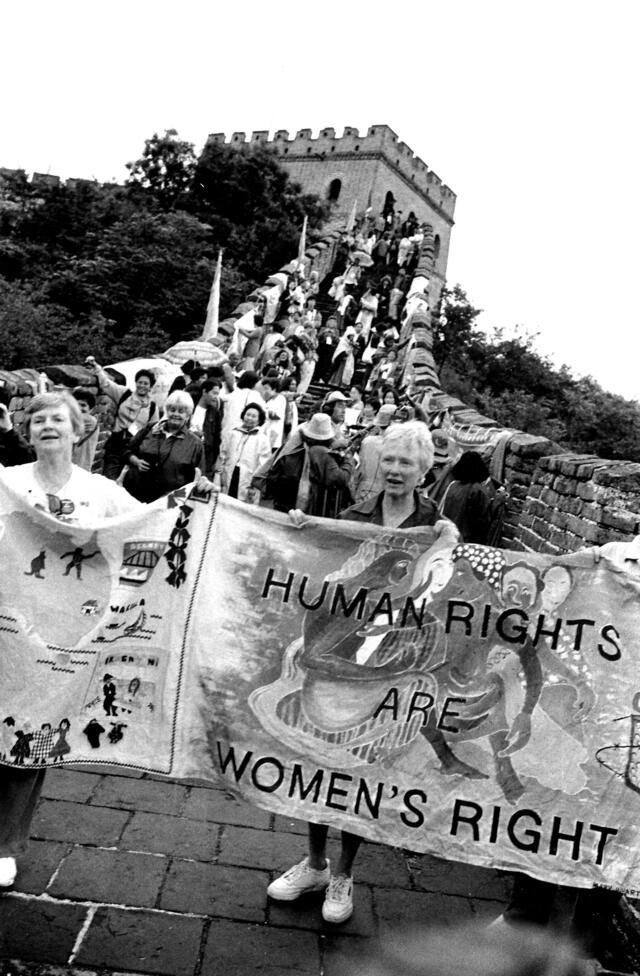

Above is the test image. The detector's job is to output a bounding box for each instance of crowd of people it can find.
[0,213,616,967]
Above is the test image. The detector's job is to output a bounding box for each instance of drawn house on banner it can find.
[119,539,168,587]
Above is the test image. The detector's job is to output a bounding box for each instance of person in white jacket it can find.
[219,403,272,503]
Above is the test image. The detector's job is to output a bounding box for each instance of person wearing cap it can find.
[306,423,355,519]
[268,422,456,924]
[252,413,336,513]
[323,390,349,439]
[350,404,396,503]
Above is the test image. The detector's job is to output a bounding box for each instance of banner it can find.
[2,480,640,896]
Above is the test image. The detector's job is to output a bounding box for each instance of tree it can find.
[434,286,640,462]
[432,285,482,372]
[126,129,196,210]
[188,140,329,282]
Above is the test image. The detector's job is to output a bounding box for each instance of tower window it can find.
[327,178,342,202]
[433,235,441,260]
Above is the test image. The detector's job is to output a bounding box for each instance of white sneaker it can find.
[0,857,17,888]
[322,874,354,924]
[267,857,330,901]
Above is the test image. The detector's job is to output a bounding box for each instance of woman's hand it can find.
[434,518,460,544]
[288,509,311,529]
[130,456,151,473]
[194,468,215,493]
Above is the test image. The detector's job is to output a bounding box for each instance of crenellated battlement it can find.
[0,167,99,192]
[205,124,456,218]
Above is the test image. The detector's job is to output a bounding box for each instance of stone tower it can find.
[205,125,456,295]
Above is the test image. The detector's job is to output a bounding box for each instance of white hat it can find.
[325,390,349,405]
[375,404,397,427]
[300,413,335,442]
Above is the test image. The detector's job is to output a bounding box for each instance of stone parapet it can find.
[205,124,456,221]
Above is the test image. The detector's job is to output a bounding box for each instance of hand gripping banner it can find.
[1,479,640,896]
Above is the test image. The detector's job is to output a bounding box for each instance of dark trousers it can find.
[0,766,46,856]
[505,874,620,954]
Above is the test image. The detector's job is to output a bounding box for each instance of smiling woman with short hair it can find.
[0,390,143,891]
[270,420,457,926]
[122,390,205,502]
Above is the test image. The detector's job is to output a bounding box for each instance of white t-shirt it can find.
[0,463,142,524]
[190,404,207,435]
[220,387,266,440]
[264,393,287,451]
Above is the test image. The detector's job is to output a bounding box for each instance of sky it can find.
[1,0,638,398]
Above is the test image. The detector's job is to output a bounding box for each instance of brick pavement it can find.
[0,767,634,975]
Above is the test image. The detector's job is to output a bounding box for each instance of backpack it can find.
[116,388,157,425]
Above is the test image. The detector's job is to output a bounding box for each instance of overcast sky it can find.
[2,0,638,398]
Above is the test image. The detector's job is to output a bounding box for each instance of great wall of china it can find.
[2,141,640,965]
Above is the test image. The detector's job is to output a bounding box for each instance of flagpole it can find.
[297,215,308,269]
[201,249,223,340]
[346,198,357,233]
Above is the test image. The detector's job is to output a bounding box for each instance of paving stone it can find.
[322,932,373,976]
[0,895,87,963]
[408,854,511,900]
[182,788,270,828]
[75,907,203,975]
[352,844,412,888]
[218,826,305,871]
[90,778,188,816]
[469,895,508,922]
[271,814,311,835]
[269,882,375,937]
[48,848,166,907]
[201,918,320,974]
[119,812,218,860]
[12,840,71,895]
[31,800,129,846]
[40,770,103,803]
[374,887,474,933]
[160,860,268,920]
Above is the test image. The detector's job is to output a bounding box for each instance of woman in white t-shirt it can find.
[0,391,145,890]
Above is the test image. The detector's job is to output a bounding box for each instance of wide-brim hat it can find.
[300,413,335,442]
[375,405,397,427]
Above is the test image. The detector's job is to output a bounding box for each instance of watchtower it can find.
[205,124,456,291]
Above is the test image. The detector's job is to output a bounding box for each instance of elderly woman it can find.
[268,422,456,924]
[219,403,272,503]
[122,390,204,503]
[0,391,144,889]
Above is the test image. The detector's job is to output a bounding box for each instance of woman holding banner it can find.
[0,391,143,888]
[0,390,211,889]
[267,422,457,923]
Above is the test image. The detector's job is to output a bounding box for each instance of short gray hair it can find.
[164,390,194,416]
[382,421,435,473]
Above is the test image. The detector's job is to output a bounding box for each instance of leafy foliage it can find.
[0,129,328,368]
[437,286,640,461]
